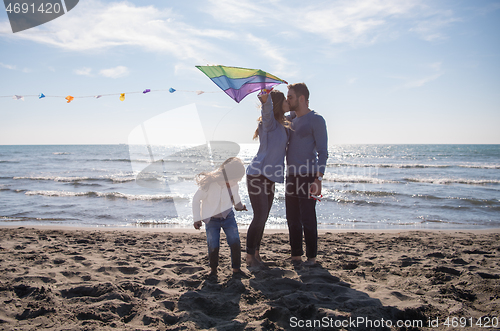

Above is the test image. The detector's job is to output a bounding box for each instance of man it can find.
[285,83,328,265]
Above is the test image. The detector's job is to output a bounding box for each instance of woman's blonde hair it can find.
[253,90,291,140]
[195,157,245,190]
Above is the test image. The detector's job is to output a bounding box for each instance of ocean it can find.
[1,144,499,230]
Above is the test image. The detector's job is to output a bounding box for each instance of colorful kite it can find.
[196,65,287,103]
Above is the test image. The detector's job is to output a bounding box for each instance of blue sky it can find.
[1,0,499,145]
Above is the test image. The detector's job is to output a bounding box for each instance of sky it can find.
[1,0,499,145]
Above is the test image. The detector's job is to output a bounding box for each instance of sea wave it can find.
[317,188,500,209]
[405,177,500,185]
[458,164,500,169]
[410,194,500,206]
[327,163,451,169]
[328,189,500,206]
[13,175,136,183]
[14,176,93,182]
[130,216,193,227]
[99,158,205,163]
[0,216,74,222]
[24,190,189,201]
[326,197,386,206]
[324,174,397,184]
[101,158,150,163]
[343,190,397,197]
[327,163,500,169]
[11,174,196,184]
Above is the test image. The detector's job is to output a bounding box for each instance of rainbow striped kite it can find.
[196,65,288,103]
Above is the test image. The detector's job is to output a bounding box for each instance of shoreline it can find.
[2,224,500,234]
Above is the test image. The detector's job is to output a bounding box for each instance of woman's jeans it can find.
[285,174,318,259]
[246,175,275,255]
[206,210,241,270]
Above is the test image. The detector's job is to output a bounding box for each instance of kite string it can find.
[211,104,240,142]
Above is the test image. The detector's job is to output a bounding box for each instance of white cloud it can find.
[74,67,92,76]
[205,0,462,47]
[402,62,444,88]
[206,0,420,45]
[428,62,442,71]
[99,66,129,78]
[5,0,232,62]
[205,0,267,24]
[0,20,11,34]
[245,34,294,76]
[0,62,16,70]
[404,72,442,88]
[0,62,31,73]
[1,0,461,78]
[410,15,462,41]
[298,0,419,44]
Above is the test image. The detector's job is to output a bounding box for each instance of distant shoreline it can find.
[1,224,499,234]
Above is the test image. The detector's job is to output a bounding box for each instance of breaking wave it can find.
[24,190,189,201]
[404,178,500,185]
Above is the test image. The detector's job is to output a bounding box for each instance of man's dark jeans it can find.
[285,174,317,259]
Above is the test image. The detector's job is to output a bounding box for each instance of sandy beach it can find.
[0,227,499,330]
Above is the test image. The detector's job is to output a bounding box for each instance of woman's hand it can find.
[258,88,272,104]
[193,221,203,230]
[258,93,269,104]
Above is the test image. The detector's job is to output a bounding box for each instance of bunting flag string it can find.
[2,65,287,103]
[0,88,221,103]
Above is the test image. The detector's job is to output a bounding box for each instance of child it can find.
[192,157,247,279]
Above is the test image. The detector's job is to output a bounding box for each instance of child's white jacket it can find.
[192,182,243,223]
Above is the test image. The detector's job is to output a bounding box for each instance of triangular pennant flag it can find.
[66,96,74,103]
[13,95,24,101]
[143,89,151,94]
[39,93,45,99]
[196,91,205,95]
[120,93,125,101]
[95,95,102,99]
[169,88,176,93]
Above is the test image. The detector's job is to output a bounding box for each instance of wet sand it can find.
[0,227,499,330]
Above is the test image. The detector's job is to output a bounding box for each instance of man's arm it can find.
[310,115,328,196]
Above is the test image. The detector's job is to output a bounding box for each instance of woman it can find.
[246,89,290,267]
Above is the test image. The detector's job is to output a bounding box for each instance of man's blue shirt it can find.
[286,110,328,176]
